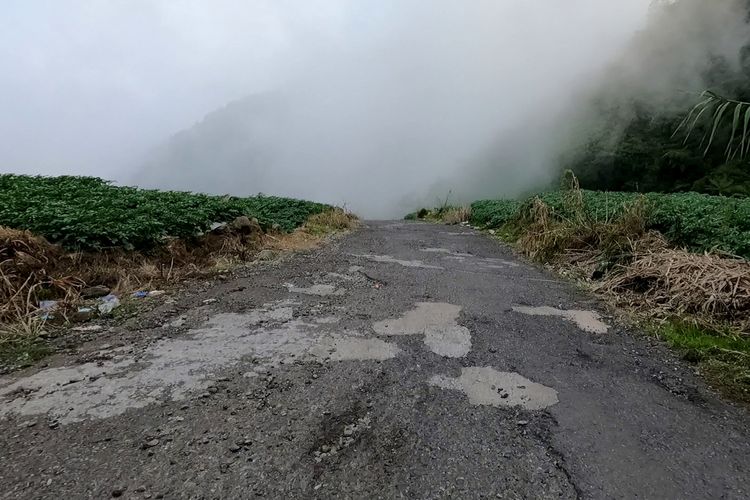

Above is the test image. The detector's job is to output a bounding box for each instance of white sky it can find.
[0,0,653,212]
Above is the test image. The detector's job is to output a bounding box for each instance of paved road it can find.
[1,221,748,499]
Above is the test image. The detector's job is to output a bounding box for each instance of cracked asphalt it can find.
[1,221,748,499]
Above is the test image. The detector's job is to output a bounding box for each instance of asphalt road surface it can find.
[1,221,748,499]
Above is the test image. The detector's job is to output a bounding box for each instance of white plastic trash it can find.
[97,294,120,314]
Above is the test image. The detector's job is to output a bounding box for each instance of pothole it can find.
[313,414,372,463]
[373,302,471,358]
[512,306,609,334]
[429,366,559,410]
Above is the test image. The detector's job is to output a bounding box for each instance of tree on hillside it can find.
[564,0,750,197]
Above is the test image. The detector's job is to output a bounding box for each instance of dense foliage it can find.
[469,200,522,229]
[564,0,750,197]
[0,175,329,250]
[471,191,750,259]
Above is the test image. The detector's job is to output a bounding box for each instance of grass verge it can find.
[655,320,750,404]
[405,205,472,225]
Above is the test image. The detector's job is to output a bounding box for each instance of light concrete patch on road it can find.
[310,337,400,362]
[351,254,443,270]
[373,302,471,357]
[314,316,341,324]
[420,248,521,270]
[284,283,346,296]
[444,255,467,261]
[421,248,473,257]
[0,302,398,424]
[512,306,609,334]
[429,366,559,410]
[480,258,520,268]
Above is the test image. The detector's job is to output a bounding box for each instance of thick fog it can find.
[0,0,705,216]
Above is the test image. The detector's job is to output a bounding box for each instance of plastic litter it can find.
[97,294,120,314]
[37,300,59,320]
[132,290,166,298]
[39,300,58,311]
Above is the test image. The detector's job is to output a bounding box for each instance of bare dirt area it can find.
[1,221,748,499]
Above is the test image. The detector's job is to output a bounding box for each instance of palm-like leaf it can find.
[674,90,750,160]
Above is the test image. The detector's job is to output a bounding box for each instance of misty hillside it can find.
[133,0,750,208]
[563,0,750,196]
[133,93,289,196]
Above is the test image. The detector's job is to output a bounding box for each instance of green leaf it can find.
[742,105,750,158]
[673,95,714,138]
[704,100,731,156]
[725,102,744,160]
[683,98,714,145]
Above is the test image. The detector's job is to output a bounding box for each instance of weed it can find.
[655,319,750,404]
[441,206,471,225]
[0,313,51,371]
[404,205,470,225]
[304,208,359,235]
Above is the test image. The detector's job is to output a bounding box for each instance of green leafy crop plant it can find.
[470,190,750,259]
[0,175,330,250]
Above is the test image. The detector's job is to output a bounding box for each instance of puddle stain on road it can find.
[0,302,398,424]
[430,366,559,410]
[512,306,609,334]
[373,302,472,358]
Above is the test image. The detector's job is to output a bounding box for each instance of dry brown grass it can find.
[599,249,750,333]
[441,206,471,225]
[304,208,359,232]
[0,223,267,327]
[0,227,84,324]
[511,176,749,334]
[266,208,359,252]
[0,208,358,331]
[265,230,322,252]
[516,195,648,263]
